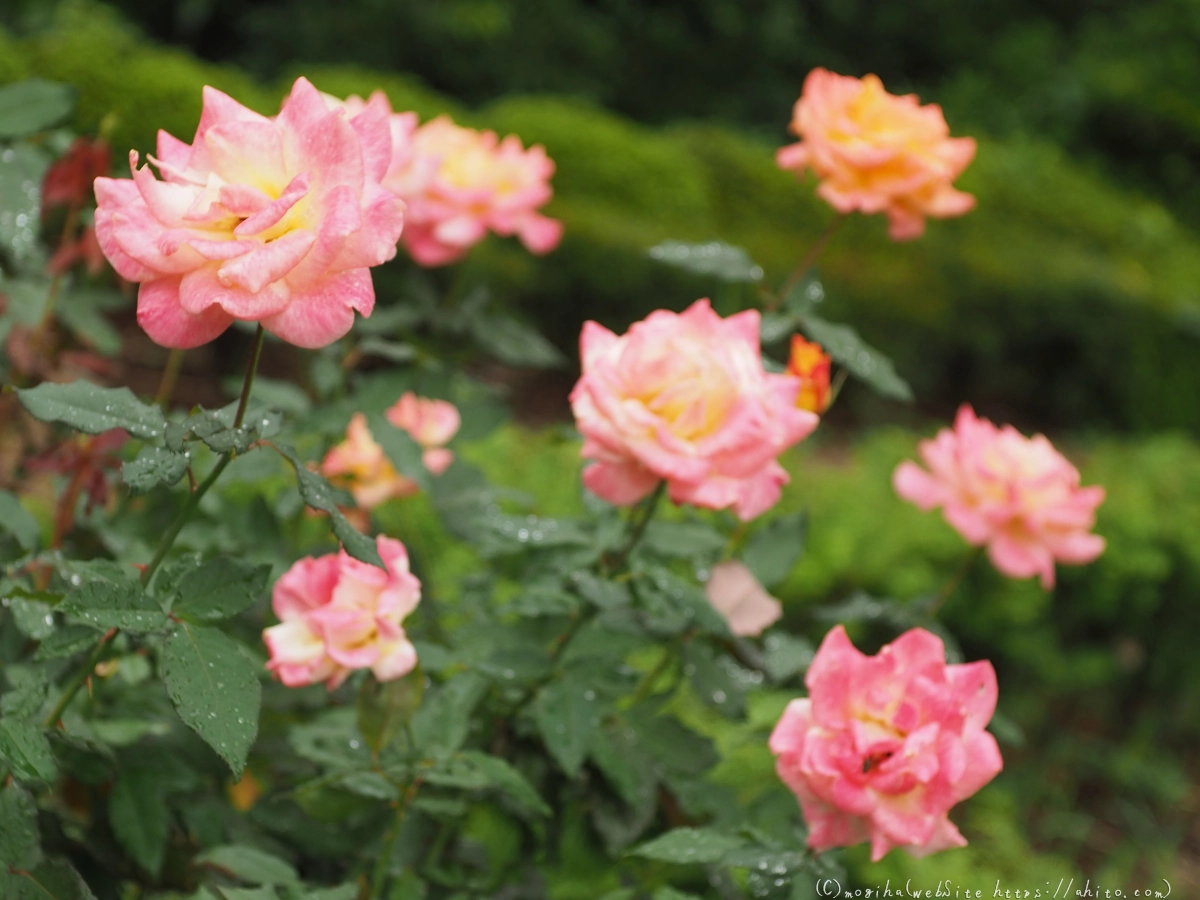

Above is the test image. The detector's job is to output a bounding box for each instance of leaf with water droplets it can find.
[0,80,76,138]
[276,444,383,569]
[456,750,552,818]
[0,490,39,550]
[195,844,299,885]
[368,414,431,493]
[0,144,50,267]
[409,672,486,758]
[1,670,47,718]
[0,858,96,900]
[0,717,57,783]
[631,827,746,864]
[534,675,599,778]
[648,240,764,282]
[761,632,815,683]
[798,314,913,402]
[34,625,97,662]
[122,446,189,496]
[108,767,169,877]
[641,520,726,558]
[682,641,750,718]
[161,624,261,776]
[742,511,807,588]
[0,782,42,868]
[59,580,167,633]
[16,380,165,439]
[170,556,270,623]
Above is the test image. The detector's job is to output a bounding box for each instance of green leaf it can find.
[0,718,57,783]
[0,783,42,868]
[631,827,746,864]
[1,671,47,718]
[195,845,299,885]
[357,335,416,363]
[682,642,749,717]
[122,446,189,496]
[410,672,487,758]
[635,566,730,638]
[9,596,55,640]
[109,768,169,877]
[170,557,270,623]
[534,676,599,777]
[648,240,764,282]
[0,79,76,138]
[55,288,124,356]
[456,750,552,818]
[0,146,49,266]
[761,632,815,683]
[570,571,631,610]
[357,668,424,755]
[304,886,358,900]
[59,580,167,633]
[799,314,913,402]
[368,414,432,493]
[276,444,384,568]
[470,312,566,368]
[33,626,97,662]
[742,511,807,587]
[0,859,97,900]
[184,409,254,455]
[16,381,165,440]
[161,624,261,776]
[626,710,718,777]
[642,520,727,558]
[0,490,39,550]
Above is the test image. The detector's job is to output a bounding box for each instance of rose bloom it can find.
[893,405,1106,588]
[264,535,421,689]
[777,68,976,241]
[770,624,1003,861]
[705,560,782,637]
[569,299,818,520]
[320,413,418,510]
[786,335,832,414]
[94,77,405,349]
[345,98,562,266]
[386,391,461,475]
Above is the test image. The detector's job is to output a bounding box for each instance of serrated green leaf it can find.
[9,596,55,640]
[0,859,96,900]
[0,783,42,868]
[534,676,598,777]
[742,511,807,588]
[16,381,164,440]
[642,520,727,558]
[799,314,913,402]
[0,79,76,138]
[626,710,718,777]
[635,567,730,638]
[161,624,261,776]
[457,750,552,818]
[761,632,815,682]
[33,626,97,662]
[196,845,298,885]
[171,557,269,623]
[0,718,57,783]
[357,668,424,755]
[0,490,39,550]
[276,444,383,569]
[109,768,169,877]
[682,642,749,717]
[648,240,763,282]
[122,446,189,495]
[368,414,432,493]
[1,672,47,718]
[59,580,166,633]
[185,409,254,455]
[631,827,746,864]
[409,672,486,758]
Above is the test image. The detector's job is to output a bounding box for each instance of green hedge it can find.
[6,3,1200,431]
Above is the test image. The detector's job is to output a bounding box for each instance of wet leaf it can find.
[59,580,167,633]
[122,446,188,496]
[17,381,164,440]
[0,80,76,138]
[631,826,746,864]
[648,240,763,282]
[276,444,383,568]
[799,314,913,402]
[534,676,599,777]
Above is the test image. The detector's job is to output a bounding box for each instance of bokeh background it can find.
[2,0,1197,892]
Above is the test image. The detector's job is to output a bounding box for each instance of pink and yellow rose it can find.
[777,68,976,240]
[320,413,418,511]
[94,77,405,349]
[569,299,818,520]
[264,535,421,689]
[385,391,461,475]
[770,624,1003,861]
[893,405,1106,588]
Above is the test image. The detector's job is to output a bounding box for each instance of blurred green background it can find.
[1,0,1196,893]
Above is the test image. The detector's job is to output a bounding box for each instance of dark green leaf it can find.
[0,783,41,868]
[55,289,123,356]
[648,240,763,282]
[304,886,358,900]
[9,596,55,640]
[33,626,96,662]
[0,80,76,138]
[1,672,47,718]
[682,641,749,717]
[109,768,169,876]
[635,566,730,638]
[742,511,807,587]
[0,146,49,266]
[0,718,57,783]
[185,409,253,455]
[16,381,164,440]
[799,314,913,402]
[368,414,432,492]
[170,557,270,623]
[59,580,166,633]
[626,710,718,777]
[357,336,416,363]
[761,632,815,683]
[410,672,486,758]
[357,668,424,755]
[276,445,383,568]
[0,490,39,550]
[570,572,631,610]
[988,710,1027,749]
[195,845,299,885]
[470,313,565,368]
[456,750,552,818]
[534,676,598,777]
[0,859,96,900]
[642,520,727,558]
[122,446,189,495]
[161,624,261,776]
[632,827,746,864]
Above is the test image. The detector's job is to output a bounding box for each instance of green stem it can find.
[233,325,266,430]
[370,780,421,899]
[155,349,186,411]
[605,481,667,573]
[43,628,114,728]
[628,640,680,707]
[925,546,983,619]
[772,214,846,312]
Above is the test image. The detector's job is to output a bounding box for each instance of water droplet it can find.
[712,690,727,704]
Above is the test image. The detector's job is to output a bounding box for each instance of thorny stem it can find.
[370,779,422,899]
[43,628,115,728]
[925,546,983,619]
[772,214,847,312]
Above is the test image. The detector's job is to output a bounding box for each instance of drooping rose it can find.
[338,96,562,266]
[786,335,832,414]
[93,77,405,349]
[320,413,418,510]
[569,299,818,520]
[893,405,1105,588]
[705,560,782,637]
[770,624,1003,861]
[385,392,461,475]
[777,68,976,240]
[264,535,421,689]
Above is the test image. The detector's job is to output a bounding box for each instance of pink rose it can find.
[770,625,1003,861]
[94,77,405,349]
[705,561,782,637]
[320,413,418,510]
[569,299,818,520]
[893,405,1106,588]
[777,68,976,241]
[385,392,461,475]
[341,98,562,266]
[264,536,421,689]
